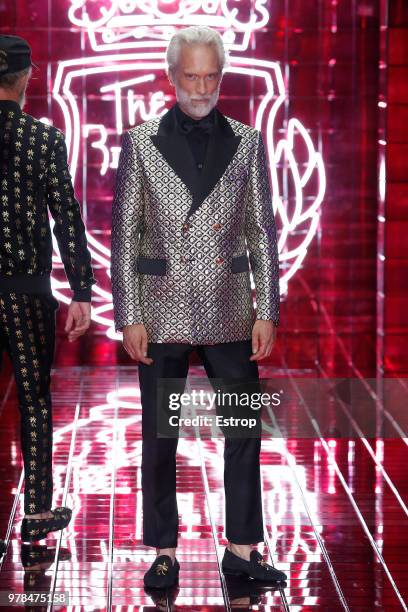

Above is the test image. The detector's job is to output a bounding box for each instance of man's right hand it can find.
[122,324,154,365]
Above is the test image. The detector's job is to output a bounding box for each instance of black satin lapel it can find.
[150,106,199,197]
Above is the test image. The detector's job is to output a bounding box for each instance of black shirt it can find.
[174,102,216,171]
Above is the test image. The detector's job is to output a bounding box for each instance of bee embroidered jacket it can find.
[0,100,95,301]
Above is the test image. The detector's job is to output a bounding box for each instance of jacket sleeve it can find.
[46,129,96,302]
[110,130,144,333]
[244,130,280,326]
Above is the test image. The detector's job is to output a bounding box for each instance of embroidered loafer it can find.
[21,543,72,571]
[143,554,180,589]
[222,547,287,583]
[21,507,72,542]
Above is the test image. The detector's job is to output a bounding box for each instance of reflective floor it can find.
[0,360,407,611]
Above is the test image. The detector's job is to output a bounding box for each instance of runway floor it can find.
[0,363,407,611]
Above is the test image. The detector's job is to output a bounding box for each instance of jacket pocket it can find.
[137,256,167,275]
[231,254,250,273]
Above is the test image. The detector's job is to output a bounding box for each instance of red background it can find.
[0,0,404,378]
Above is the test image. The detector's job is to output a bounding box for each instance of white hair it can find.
[166,26,228,75]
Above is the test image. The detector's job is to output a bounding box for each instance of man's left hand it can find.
[64,301,92,342]
[249,319,277,361]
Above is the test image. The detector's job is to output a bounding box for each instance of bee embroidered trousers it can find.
[0,292,59,515]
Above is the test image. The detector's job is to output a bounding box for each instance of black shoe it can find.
[143,555,180,589]
[21,543,72,570]
[144,584,180,610]
[21,507,72,542]
[225,573,287,606]
[222,547,287,583]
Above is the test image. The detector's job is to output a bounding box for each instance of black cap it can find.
[0,35,38,77]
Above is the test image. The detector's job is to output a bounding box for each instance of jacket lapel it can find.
[150,105,242,218]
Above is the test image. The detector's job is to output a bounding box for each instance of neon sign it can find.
[49,0,325,338]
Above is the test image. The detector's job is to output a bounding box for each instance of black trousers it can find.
[0,292,58,515]
[139,340,265,548]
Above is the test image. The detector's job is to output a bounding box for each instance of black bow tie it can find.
[179,115,214,135]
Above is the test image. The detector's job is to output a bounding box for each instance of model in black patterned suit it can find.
[0,35,96,543]
[111,26,287,588]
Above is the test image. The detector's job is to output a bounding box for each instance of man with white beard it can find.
[111,25,286,589]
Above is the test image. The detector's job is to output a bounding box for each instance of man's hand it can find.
[122,324,154,365]
[250,319,277,361]
[64,301,91,342]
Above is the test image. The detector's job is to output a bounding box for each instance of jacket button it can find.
[182,222,190,232]
[215,256,224,265]
[212,222,222,231]
[180,255,188,263]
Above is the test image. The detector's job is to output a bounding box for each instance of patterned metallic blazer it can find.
[111,104,280,345]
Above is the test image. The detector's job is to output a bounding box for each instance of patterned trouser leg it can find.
[0,292,58,515]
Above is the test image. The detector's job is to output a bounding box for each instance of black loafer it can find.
[143,555,180,589]
[144,584,180,609]
[225,573,286,603]
[21,507,72,542]
[222,547,287,583]
[21,543,72,570]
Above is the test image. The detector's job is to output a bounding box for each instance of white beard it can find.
[175,80,221,119]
